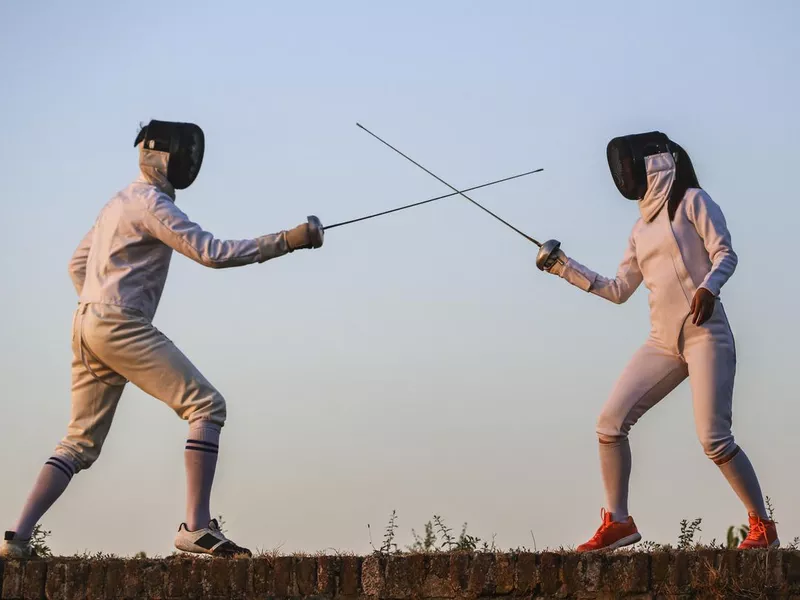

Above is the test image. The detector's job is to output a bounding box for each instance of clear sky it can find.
[1,1,798,557]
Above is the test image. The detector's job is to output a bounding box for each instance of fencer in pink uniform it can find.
[537,132,778,551]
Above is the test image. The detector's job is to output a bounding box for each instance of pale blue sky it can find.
[1,1,798,556]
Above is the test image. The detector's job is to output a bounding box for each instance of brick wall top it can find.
[2,550,799,599]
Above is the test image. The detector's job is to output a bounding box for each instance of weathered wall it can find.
[2,550,800,599]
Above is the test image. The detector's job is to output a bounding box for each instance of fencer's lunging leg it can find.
[596,343,688,521]
[185,422,221,531]
[11,307,128,542]
[718,450,768,518]
[79,305,227,428]
[12,457,76,540]
[75,304,229,538]
[598,438,632,521]
[684,326,768,518]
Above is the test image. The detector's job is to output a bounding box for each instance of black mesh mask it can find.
[606,131,673,200]
[135,120,205,189]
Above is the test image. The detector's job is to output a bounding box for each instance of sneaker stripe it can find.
[45,459,73,480]
[211,541,251,556]
[194,533,222,551]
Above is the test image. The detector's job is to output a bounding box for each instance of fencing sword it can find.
[302,167,544,248]
[325,168,542,230]
[353,123,563,269]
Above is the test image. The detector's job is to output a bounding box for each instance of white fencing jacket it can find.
[69,172,289,322]
[558,153,738,350]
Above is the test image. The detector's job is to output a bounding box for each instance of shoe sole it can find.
[0,543,36,560]
[605,532,643,551]
[174,546,252,558]
[174,538,218,556]
[739,538,781,550]
[174,540,252,557]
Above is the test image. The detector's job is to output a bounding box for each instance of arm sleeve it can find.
[686,190,738,296]
[142,195,290,268]
[67,226,94,295]
[557,233,643,304]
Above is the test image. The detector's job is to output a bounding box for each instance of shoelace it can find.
[588,508,614,543]
[744,520,769,543]
[207,521,232,543]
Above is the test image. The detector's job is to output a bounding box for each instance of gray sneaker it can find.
[0,531,38,559]
[174,519,251,557]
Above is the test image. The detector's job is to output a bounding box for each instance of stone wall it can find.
[2,550,800,599]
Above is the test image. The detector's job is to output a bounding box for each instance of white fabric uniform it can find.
[557,152,739,463]
[57,162,292,471]
[70,175,289,320]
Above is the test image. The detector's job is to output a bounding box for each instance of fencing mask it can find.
[134,120,205,189]
[606,131,673,200]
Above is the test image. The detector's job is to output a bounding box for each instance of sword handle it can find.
[535,239,562,271]
[307,216,324,249]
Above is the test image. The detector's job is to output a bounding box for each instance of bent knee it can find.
[53,445,92,474]
[699,433,737,464]
[596,411,630,442]
[183,388,227,427]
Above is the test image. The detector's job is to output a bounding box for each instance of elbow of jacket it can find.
[612,291,632,305]
[716,247,737,268]
[202,256,241,270]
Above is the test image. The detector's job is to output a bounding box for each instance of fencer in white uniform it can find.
[537,131,778,551]
[1,120,325,558]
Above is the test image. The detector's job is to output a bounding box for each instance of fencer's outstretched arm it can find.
[142,194,292,268]
[686,190,737,296]
[67,226,95,295]
[555,235,643,304]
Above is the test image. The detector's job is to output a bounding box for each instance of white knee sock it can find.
[12,456,76,539]
[185,422,221,531]
[599,438,631,522]
[718,448,768,519]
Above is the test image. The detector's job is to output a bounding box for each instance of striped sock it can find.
[13,456,76,539]
[185,422,221,531]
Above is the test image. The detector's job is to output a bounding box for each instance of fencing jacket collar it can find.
[639,152,675,223]
[138,143,176,200]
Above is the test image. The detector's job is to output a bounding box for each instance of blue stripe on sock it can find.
[45,460,73,480]
[48,456,75,475]
[185,445,219,454]
[186,439,219,449]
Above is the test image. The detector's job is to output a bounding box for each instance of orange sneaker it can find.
[577,509,642,552]
[738,513,779,549]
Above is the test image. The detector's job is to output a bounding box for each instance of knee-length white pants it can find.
[596,313,738,464]
[55,303,226,471]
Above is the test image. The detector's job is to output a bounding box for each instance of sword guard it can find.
[536,239,562,271]
[307,216,324,249]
